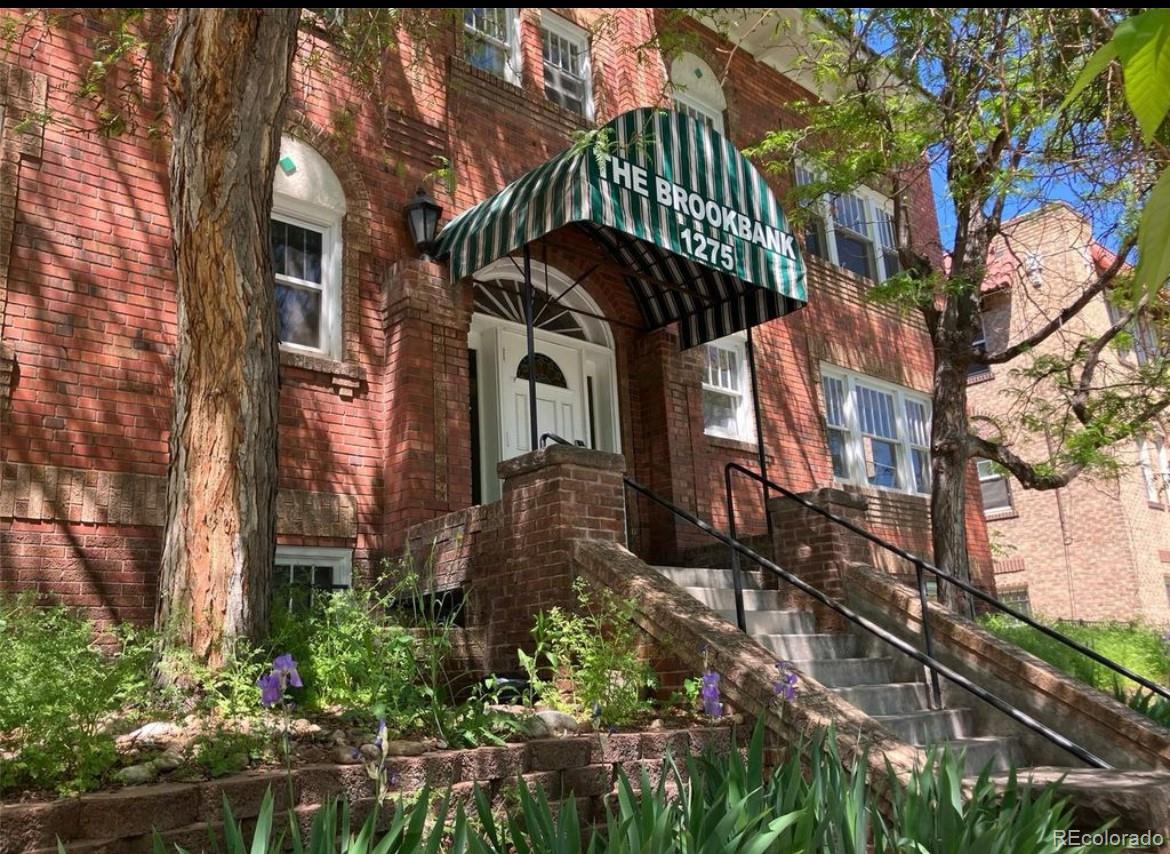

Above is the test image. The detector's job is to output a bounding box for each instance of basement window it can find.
[274,546,352,613]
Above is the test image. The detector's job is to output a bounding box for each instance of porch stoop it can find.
[571,538,1170,840]
[660,566,1020,774]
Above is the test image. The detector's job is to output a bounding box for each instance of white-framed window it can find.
[794,164,899,283]
[976,459,1012,514]
[968,311,992,379]
[998,586,1032,618]
[669,52,726,135]
[274,546,353,612]
[1137,436,1162,503]
[540,13,592,118]
[464,8,521,85]
[272,137,346,361]
[820,365,932,495]
[702,334,756,442]
[1106,294,1160,366]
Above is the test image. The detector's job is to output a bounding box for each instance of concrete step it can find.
[756,632,860,660]
[875,708,973,745]
[836,683,931,716]
[653,566,766,589]
[943,736,1021,775]
[716,609,817,635]
[685,586,789,612]
[790,657,894,688]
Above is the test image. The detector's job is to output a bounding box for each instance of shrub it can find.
[270,588,420,724]
[518,577,656,725]
[981,614,1170,693]
[0,594,154,794]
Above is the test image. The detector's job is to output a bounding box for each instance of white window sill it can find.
[705,432,759,453]
[279,348,363,399]
[832,478,930,502]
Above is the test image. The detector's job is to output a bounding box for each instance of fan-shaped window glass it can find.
[517,353,568,387]
[474,281,588,341]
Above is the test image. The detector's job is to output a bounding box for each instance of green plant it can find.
[162,722,1116,853]
[269,587,420,724]
[981,615,1170,694]
[0,594,155,794]
[1114,685,1170,729]
[518,577,656,726]
[184,726,268,779]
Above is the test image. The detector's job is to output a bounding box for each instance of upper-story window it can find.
[272,136,346,361]
[821,365,931,495]
[1106,294,1160,366]
[464,8,521,85]
[795,164,899,283]
[540,13,592,118]
[670,53,726,135]
[702,333,756,442]
[968,311,992,379]
[1137,435,1170,505]
[976,459,1012,514]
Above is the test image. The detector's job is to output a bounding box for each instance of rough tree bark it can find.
[155,8,300,667]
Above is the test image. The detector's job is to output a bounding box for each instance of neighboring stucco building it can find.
[0,9,992,651]
[969,204,1169,625]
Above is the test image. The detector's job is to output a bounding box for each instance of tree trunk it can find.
[155,9,300,668]
[931,318,978,613]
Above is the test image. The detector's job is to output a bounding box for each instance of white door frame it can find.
[470,312,621,502]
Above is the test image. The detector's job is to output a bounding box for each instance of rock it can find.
[151,749,184,773]
[115,763,159,785]
[119,721,182,750]
[359,743,381,761]
[648,718,665,731]
[330,729,349,746]
[525,710,579,738]
[383,740,427,757]
[336,745,362,765]
[290,718,322,739]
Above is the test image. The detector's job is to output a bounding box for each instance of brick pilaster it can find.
[768,488,869,631]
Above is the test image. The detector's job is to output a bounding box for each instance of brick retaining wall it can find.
[0,727,732,853]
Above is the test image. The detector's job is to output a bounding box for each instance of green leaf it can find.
[1137,166,1170,296]
[1118,8,1170,141]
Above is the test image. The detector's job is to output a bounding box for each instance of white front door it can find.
[497,328,588,459]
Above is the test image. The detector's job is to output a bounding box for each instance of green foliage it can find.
[0,594,154,794]
[1064,8,1170,298]
[184,726,268,779]
[155,723,1112,853]
[270,588,418,717]
[519,578,656,726]
[1115,686,1170,729]
[982,614,1170,693]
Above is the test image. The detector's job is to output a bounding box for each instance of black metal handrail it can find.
[724,461,1170,710]
[622,474,1110,769]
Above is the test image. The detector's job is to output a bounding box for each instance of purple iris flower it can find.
[257,671,283,707]
[700,670,722,717]
[374,718,386,749]
[273,653,303,688]
[773,660,799,701]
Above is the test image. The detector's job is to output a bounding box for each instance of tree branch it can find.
[968,434,1083,490]
[979,232,1136,364]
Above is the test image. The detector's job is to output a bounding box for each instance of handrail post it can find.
[916,561,942,709]
[724,464,748,633]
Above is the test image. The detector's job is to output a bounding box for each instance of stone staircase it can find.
[655,565,1022,774]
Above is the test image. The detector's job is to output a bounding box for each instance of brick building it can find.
[0,10,992,649]
[968,203,1169,625]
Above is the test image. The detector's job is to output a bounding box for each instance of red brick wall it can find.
[0,10,991,621]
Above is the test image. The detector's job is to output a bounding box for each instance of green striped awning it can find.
[434,107,806,348]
